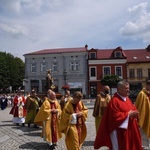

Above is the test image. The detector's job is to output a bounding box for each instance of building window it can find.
[40,62,47,72]
[103,66,111,76]
[70,62,74,71]
[70,61,79,71]
[90,67,96,77]
[52,62,58,71]
[115,66,122,76]
[75,61,79,70]
[114,51,122,58]
[90,52,96,59]
[137,68,143,78]
[30,63,36,72]
[129,69,135,78]
[30,80,39,93]
[148,68,150,78]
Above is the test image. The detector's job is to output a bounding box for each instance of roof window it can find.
[90,52,96,59]
[114,51,122,58]
[146,56,150,59]
[133,57,137,59]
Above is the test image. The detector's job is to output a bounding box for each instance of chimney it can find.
[85,44,88,49]
[146,45,150,51]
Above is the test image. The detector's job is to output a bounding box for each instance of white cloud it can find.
[0,23,28,37]
[119,2,150,43]
[0,0,149,60]
[0,0,21,14]
[128,2,147,17]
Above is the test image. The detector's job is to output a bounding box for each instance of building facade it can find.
[125,46,150,100]
[87,45,150,99]
[23,46,88,98]
[23,44,150,99]
[88,47,127,98]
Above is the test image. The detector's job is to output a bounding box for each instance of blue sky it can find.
[0,0,150,61]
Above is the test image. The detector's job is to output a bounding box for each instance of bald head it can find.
[102,85,110,95]
[47,90,56,100]
[47,89,52,96]
[65,90,70,96]
[103,85,110,91]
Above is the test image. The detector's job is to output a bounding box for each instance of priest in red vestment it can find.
[9,89,26,126]
[94,81,142,150]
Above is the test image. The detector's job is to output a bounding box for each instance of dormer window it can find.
[114,51,122,58]
[146,56,150,59]
[90,52,96,59]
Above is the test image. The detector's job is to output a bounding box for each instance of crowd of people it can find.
[0,79,150,150]
[0,94,14,110]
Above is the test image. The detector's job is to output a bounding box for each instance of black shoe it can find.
[28,123,30,127]
[22,123,25,127]
[49,144,55,150]
[16,123,19,126]
[34,124,38,128]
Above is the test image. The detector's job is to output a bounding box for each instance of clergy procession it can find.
[0,80,150,150]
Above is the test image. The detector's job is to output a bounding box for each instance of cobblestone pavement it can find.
[0,103,96,150]
[0,100,149,150]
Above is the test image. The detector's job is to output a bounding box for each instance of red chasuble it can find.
[94,93,142,150]
[9,96,26,117]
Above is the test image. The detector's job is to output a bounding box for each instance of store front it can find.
[89,82,97,98]
[68,82,85,97]
[30,80,39,93]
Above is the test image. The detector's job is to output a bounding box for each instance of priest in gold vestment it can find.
[135,79,150,147]
[34,90,62,149]
[92,85,111,133]
[59,91,88,150]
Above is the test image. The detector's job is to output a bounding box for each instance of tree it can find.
[0,51,25,93]
[5,53,19,89]
[0,55,9,91]
[101,74,122,96]
[14,57,25,89]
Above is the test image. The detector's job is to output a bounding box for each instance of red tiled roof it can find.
[24,47,87,55]
[96,49,114,59]
[91,48,150,62]
[125,49,150,62]
[24,46,150,63]
[96,48,127,59]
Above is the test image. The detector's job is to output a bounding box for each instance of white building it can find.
[23,45,88,98]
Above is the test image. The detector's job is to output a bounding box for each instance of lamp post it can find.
[63,69,67,85]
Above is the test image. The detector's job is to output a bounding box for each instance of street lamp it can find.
[63,69,67,85]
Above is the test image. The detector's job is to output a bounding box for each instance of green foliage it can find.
[0,51,25,93]
[0,54,9,89]
[101,74,122,87]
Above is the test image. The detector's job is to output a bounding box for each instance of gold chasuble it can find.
[34,97,62,143]
[60,100,88,150]
[135,88,150,138]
